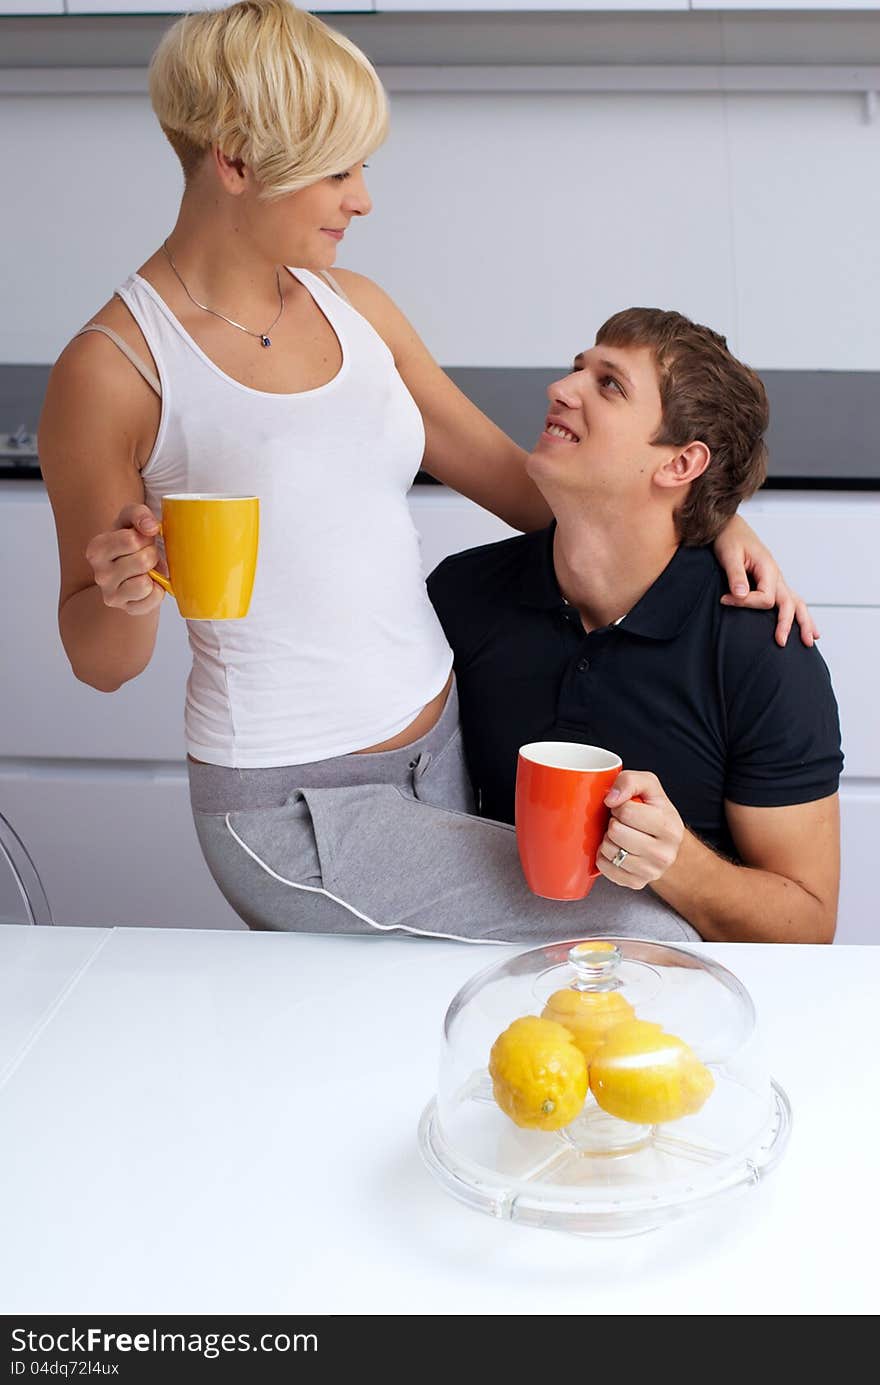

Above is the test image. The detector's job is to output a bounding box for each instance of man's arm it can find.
[596,772,839,942]
[640,602,842,941]
[654,803,842,941]
[648,795,840,944]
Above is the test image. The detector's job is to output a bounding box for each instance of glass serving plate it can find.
[419,938,790,1237]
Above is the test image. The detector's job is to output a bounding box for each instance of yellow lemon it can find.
[542,987,635,1064]
[489,1016,588,1132]
[589,1019,715,1125]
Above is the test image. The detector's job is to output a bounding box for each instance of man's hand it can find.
[596,771,684,890]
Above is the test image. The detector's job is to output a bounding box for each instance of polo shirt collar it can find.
[519,524,714,640]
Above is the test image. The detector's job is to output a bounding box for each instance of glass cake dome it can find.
[418,938,790,1236]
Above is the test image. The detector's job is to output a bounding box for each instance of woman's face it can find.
[251,162,373,270]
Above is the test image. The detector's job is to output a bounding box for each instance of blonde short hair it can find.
[148,0,388,199]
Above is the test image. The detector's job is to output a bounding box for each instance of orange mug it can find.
[515,741,623,901]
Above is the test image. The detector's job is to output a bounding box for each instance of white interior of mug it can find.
[162,493,257,501]
[519,741,622,772]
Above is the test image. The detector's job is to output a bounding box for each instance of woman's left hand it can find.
[596,772,685,891]
[714,514,819,648]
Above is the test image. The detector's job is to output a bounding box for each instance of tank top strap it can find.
[318,269,352,306]
[286,265,357,325]
[73,322,162,396]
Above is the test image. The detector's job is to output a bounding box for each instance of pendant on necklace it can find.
[260,335,271,348]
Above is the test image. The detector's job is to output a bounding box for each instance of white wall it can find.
[2,83,879,368]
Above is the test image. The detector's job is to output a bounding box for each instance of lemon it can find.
[589,1019,715,1125]
[489,1016,588,1132]
[541,987,635,1064]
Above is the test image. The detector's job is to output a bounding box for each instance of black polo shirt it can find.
[427,526,843,859]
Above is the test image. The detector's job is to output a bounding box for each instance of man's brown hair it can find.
[595,308,769,545]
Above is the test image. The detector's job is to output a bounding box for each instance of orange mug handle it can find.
[589,791,646,879]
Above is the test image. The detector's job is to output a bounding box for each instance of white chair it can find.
[0,812,52,925]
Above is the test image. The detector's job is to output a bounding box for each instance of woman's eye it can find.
[331,163,369,183]
[600,375,623,395]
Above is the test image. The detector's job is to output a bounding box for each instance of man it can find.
[428,309,843,942]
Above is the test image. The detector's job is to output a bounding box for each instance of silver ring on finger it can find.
[611,846,629,870]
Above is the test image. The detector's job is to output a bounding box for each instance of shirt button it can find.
[577,658,590,672]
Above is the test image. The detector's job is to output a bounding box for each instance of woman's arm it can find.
[39,333,165,692]
[714,514,818,648]
[332,269,551,532]
[336,271,818,643]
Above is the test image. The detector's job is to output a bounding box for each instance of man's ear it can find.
[652,441,711,493]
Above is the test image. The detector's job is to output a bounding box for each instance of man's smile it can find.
[543,415,581,444]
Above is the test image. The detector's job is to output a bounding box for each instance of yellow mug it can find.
[148,493,259,620]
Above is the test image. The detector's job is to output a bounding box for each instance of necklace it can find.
[161,239,284,348]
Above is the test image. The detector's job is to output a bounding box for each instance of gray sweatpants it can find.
[189,682,698,945]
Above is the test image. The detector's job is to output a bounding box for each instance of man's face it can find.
[527,343,668,506]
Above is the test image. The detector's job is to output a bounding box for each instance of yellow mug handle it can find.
[147,521,173,598]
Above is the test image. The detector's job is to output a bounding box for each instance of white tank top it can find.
[115,268,453,768]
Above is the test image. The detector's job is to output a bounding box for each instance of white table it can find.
[0,926,877,1316]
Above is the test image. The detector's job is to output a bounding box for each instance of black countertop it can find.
[2,363,878,488]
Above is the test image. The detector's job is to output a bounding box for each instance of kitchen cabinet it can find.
[0,2,64,15]
[1,484,877,938]
[8,2,876,13]
[14,2,876,13]
[374,1,876,9]
[692,3,880,10]
[800,608,880,778]
[2,766,244,930]
[63,2,374,13]
[62,1,215,11]
[837,788,880,943]
[374,2,687,12]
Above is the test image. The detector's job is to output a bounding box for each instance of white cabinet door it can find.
[409,487,516,575]
[1,768,245,930]
[803,608,880,780]
[0,2,64,14]
[0,486,189,761]
[837,787,880,945]
[691,2,880,9]
[377,2,686,10]
[64,1,213,10]
[64,1,374,12]
[738,494,880,607]
[414,492,880,609]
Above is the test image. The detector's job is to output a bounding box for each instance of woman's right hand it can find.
[84,503,166,616]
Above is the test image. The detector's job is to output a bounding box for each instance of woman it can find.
[40,0,814,943]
